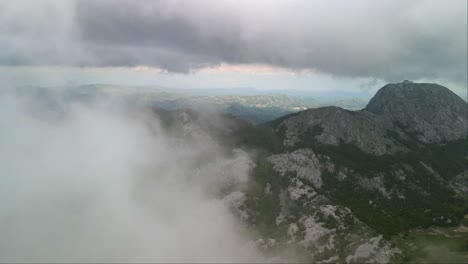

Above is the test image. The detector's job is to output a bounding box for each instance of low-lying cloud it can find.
[0,90,265,262]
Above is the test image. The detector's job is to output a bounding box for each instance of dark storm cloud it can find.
[75,0,244,72]
[0,0,466,85]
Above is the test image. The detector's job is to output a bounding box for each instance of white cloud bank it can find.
[0,92,264,262]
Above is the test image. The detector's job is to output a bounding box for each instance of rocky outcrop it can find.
[241,172,401,262]
[267,149,323,188]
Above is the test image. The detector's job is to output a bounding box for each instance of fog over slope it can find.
[0,91,265,262]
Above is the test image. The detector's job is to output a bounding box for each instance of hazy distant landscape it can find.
[0,0,466,263]
[14,85,372,124]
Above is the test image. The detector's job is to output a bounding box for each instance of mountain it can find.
[365,80,467,143]
[269,81,467,155]
[224,81,468,262]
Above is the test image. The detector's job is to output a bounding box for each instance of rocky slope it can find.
[149,81,467,262]
[148,107,403,262]
[271,81,467,155]
[275,106,404,155]
[233,81,467,262]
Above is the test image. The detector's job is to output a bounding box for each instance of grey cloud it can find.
[0,0,466,85]
[75,0,244,71]
[0,1,86,65]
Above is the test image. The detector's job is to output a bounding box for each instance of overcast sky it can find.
[0,0,466,94]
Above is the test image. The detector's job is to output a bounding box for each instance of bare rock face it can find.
[365,81,468,143]
[267,148,323,188]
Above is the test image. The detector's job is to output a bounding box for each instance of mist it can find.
[0,90,266,262]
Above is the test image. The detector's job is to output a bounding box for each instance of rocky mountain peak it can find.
[365,81,467,143]
[365,81,465,114]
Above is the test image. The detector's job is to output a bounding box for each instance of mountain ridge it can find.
[220,81,468,262]
[268,81,467,155]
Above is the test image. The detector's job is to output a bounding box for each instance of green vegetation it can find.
[244,158,289,238]
[244,126,467,237]
[295,136,467,180]
[392,226,468,263]
[312,139,467,237]
[267,111,301,128]
[233,124,283,153]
